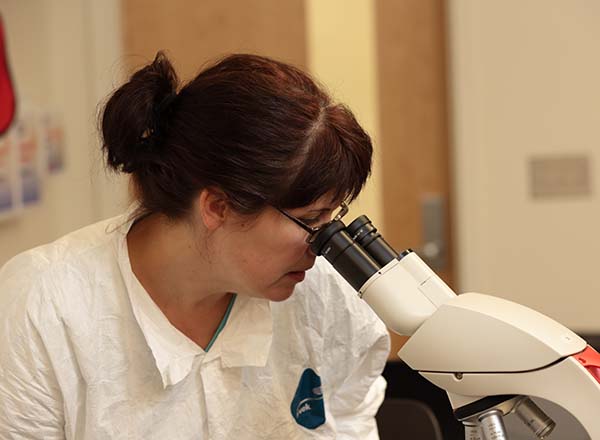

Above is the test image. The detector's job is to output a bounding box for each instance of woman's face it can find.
[212,194,341,302]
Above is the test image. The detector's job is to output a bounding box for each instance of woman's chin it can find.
[265,288,296,302]
[246,274,305,302]
[263,280,300,302]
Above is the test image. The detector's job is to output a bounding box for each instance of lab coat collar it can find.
[115,208,273,389]
[215,295,273,369]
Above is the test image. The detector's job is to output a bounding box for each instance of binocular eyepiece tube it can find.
[309,215,404,291]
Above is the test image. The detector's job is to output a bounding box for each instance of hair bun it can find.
[100,51,179,173]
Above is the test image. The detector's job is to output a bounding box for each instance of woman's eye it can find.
[300,217,322,226]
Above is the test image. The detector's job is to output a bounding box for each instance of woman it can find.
[0,52,390,439]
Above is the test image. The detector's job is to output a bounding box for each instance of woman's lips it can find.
[286,271,306,282]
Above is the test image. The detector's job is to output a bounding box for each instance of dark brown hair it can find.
[100,51,373,219]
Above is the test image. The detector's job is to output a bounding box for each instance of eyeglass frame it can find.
[276,201,349,244]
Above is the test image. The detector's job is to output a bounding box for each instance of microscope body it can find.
[310,216,600,439]
[361,254,600,438]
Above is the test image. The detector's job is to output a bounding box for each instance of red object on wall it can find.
[0,14,16,135]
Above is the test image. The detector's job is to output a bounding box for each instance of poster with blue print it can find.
[15,107,43,205]
[0,128,22,220]
[41,111,65,174]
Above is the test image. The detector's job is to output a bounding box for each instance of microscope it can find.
[309,215,600,439]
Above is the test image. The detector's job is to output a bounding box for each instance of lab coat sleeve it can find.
[328,307,390,439]
[0,264,65,439]
[312,258,391,439]
[330,374,388,439]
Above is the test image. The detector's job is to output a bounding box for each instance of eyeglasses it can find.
[276,202,349,244]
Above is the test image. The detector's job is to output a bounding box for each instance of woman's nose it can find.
[306,245,317,258]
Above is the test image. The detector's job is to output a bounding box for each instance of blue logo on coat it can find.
[291,368,325,429]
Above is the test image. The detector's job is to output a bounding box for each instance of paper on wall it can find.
[0,127,23,220]
[15,104,45,206]
[41,111,65,174]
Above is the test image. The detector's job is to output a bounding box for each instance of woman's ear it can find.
[196,187,229,231]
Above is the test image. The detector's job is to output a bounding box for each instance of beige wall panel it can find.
[122,0,306,79]
[305,0,383,231]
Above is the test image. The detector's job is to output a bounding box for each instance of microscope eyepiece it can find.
[345,215,398,267]
[309,220,380,291]
[308,215,409,291]
[309,220,346,253]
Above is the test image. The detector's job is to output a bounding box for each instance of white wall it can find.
[0,0,127,266]
[449,1,600,332]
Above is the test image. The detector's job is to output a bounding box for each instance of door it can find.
[122,0,307,78]
[376,0,455,358]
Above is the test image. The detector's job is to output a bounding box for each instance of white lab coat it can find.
[0,211,390,439]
